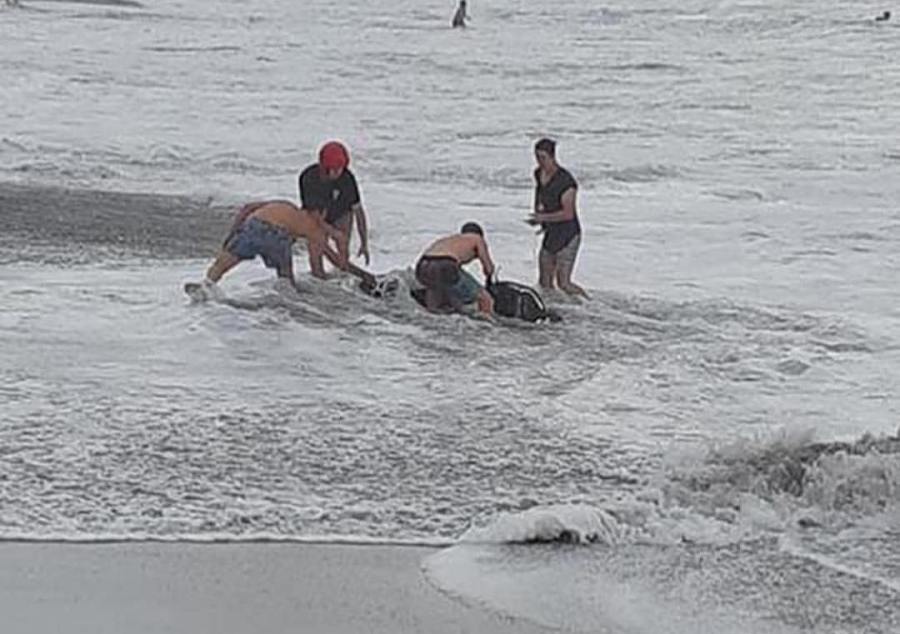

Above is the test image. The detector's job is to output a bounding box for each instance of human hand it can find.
[525,214,541,226]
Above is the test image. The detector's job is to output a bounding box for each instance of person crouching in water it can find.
[526,137,588,298]
[415,222,495,317]
[196,200,346,294]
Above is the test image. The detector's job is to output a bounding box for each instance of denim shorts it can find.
[225,217,293,272]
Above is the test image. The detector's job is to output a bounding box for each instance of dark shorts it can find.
[415,256,481,305]
[326,211,352,237]
[225,217,294,272]
[541,232,581,267]
[326,209,352,228]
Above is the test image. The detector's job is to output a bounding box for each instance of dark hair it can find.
[460,221,484,237]
[534,137,556,157]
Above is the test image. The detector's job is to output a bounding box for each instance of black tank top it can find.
[534,167,581,253]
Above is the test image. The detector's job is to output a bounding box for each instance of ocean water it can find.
[2,0,900,631]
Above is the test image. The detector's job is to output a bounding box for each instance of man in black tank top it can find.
[526,138,588,298]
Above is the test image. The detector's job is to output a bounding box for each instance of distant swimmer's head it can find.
[876,10,890,20]
[460,221,484,237]
[534,137,557,167]
[319,140,350,179]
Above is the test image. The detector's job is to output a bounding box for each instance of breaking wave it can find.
[457,428,900,548]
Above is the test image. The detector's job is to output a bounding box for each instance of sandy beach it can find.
[0,541,552,634]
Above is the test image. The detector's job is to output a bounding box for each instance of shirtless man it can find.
[190,200,346,296]
[414,222,495,316]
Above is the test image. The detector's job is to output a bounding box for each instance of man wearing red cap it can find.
[298,141,371,273]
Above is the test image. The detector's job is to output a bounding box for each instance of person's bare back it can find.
[415,223,496,316]
[423,234,482,266]
[188,199,345,297]
[250,200,323,240]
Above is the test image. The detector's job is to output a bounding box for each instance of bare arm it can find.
[476,237,495,280]
[308,241,347,278]
[352,203,370,264]
[323,242,346,269]
[308,245,327,279]
[344,261,377,287]
[307,223,347,278]
[312,210,343,241]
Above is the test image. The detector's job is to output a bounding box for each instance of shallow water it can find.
[2,0,900,631]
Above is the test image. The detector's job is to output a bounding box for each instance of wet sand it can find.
[0,183,229,261]
[0,541,552,634]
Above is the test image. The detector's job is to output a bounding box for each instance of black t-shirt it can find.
[534,166,580,253]
[298,164,361,225]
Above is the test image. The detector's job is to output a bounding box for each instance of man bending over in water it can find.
[415,222,495,317]
[191,200,346,295]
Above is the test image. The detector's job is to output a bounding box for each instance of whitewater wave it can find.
[457,428,900,549]
[434,430,900,633]
[659,428,900,530]
[460,504,626,545]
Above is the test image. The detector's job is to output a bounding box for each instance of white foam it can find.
[460,504,626,545]
[424,544,806,634]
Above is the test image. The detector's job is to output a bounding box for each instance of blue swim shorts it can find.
[225,217,293,272]
[447,269,482,305]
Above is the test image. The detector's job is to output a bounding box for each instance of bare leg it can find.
[558,277,589,298]
[205,250,240,283]
[476,288,494,316]
[555,250,589,298]
[329,214,352,272]
[334,233,350,270]
[311,227,350,277]
[538,248,557,290]
[307,246,327,279]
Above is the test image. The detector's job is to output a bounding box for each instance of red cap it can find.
[319,141,350,171]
